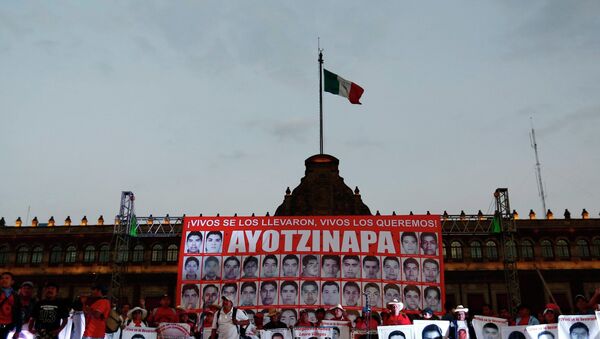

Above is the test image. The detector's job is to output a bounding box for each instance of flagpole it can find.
[318,48,324,155]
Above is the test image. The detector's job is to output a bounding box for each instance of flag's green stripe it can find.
[323,69,340,95]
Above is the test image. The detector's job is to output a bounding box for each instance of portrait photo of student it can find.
[301,254,320,278]
[183,256,201,280]
[362,256,381,279]
[321,255,341,278]
[204,231,223,253]
[420,232,438,256]
[221,282,238,307]
[402,257,420,282]
[181,283,200,309]
[400,232,419,255]
[280,309,298,328]
[362,282,382,308]
[223,256,241,280]
[422,258,440,283]
[260,280,278,306]
[281,254,300,277]
[383,256,401,280]
[342,281,361,307]
[202,284,220,306]
[321,281,340,306]
[242,256,259,279]
[301,281,319,306]
[403,284,421,311]
[202,256,221,281]
[240,281,258,306]
[423,286,442,312]
[383,283,401,306]
[261,254,279,278]
[342,255,361,279]
[280,281,299,305]
[185,231,203,254]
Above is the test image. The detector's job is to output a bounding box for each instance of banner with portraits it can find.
[557,315,599,339]
[413,320,451,339]
[260,328,293,339]
[293,327,334,339]
[472,316,507,339]
[122,327,158,339]
[526,324,558,339]
[177,215,443,316]
[501,325,528,339]
[377,325,414,339]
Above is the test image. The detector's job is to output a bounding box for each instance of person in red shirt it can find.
[295,310,316,327]
[148,295,178,326]
[0,272,21,339]
[82,284,111,339]
[125,307,148,327]
[329,305,349,321]
[384,299,411,325]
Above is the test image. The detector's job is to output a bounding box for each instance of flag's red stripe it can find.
[348,82,364,104]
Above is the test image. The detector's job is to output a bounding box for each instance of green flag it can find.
[491,215,501,233]
[129,214,138,236]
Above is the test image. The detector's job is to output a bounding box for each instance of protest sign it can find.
[321,320,351,339]
[122,327,158,339]
[558,315,599,339]
[293,327,333,339]
[501,325,528,339]
[413,320,451,339]
[472,316,508,339]
[377,325,413,339]
[260,328,293,339]
[157,323,191,339]
[526,323,558,339]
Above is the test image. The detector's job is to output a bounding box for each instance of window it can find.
[151,244,163,262]
[99,245,111,263]
[486,240,498,260]
[470,241,482,261]
[577,240,590,258]
[505,240,517,261]
[31,246,43,264]
[50,246,63,264]
[556,239,570,259]
[521,240,534,260]
[0,245,9,265]
[442,242,447,260]
[166,244,178,262]
[83,245,96,263]
[117,245,129,263]
[65,245,77,263]
[16,246,30,264]
[541,240,554,259]
[591,238,600,258]
[450,241,463,260]
[132,245,144,263]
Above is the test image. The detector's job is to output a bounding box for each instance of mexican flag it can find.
[324,68,364,104]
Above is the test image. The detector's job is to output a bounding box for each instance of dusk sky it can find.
[2,1,599,224]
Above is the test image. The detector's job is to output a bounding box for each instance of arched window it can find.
[16,246,30,265]
[521,240,534,260]
[556,239,570,259]
[50,246,63,264]
[541,240,554,259]
[132,245,144,262]
[151,244,163,262]
[31,246,43,264]
[576,239,590,258]
[486,240,498,260]
[117,245,129,263]
[505,240,517,261]
[166,244,178,262]
[450,241,463,260]
[591,238,600,258]
[83,245,96,263]
[0,245,9,265]
[442,242,447,260]
[470,241,482,261]
[99,245,111,263]
[65,245,77,263]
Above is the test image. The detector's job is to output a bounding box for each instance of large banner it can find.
[176,215,443,315]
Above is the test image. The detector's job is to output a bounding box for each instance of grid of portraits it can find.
[179,230,442,312]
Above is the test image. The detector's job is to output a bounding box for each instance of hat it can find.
[454,305,469,313]
[127,306,148,319]
[574,294,587,302]
[21,281,34,288]
[387,299,404,310]
[543,303,560,315]
[267,308,279,317]
[422,307,434,315]
[329,304,344,312]
[221,295,233,302]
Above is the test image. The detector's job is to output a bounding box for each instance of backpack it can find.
[105,309,122,333]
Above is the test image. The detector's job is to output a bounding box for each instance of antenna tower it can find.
[530,119,547,213]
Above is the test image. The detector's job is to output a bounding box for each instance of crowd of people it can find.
[2,271,599,339]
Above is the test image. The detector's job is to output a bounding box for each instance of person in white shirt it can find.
[210,296,249,339]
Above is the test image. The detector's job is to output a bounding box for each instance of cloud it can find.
[245,117,313,142]
[538,105,600,137]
